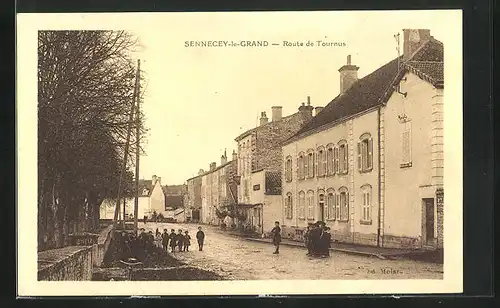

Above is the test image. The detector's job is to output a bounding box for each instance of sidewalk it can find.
[244,237,443,263]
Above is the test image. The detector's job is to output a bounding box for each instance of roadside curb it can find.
[244,238,386,260]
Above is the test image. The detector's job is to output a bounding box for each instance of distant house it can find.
[100,175,165,220]
[163,184,187,222]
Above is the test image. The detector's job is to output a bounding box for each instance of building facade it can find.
[281,29,444,250]
[235,104,313,233]
[200,151,238,225]
[186,169,204,222]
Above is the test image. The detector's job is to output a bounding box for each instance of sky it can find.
[128,10,458,185]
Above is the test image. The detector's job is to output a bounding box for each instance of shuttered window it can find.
[285,157,292,182]
[339,188,349,221]
[326,147,334,175]
[401,123,412,166]
[360,185,372,222]
[358,134,373,172]
[307,190,314,219]
[307,152,315,178]
[338,142,348,174]
[298,191,305,219]
[326,190,335,220]
[298,154,305,180]
[285,193,293,219]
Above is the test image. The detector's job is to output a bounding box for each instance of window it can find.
[318,193,326,221]
[401,121,412,168]
[338,140,348,174]
[285,156,293,182]
[307,151,315,178]
[297,153,305,180]
[285,193,293,219]
[326,189,335,220]
[298,191,306,219]
[360,185,372,223]
[326,145,335,176]
[221,182,227,197]
[307,190,315,219]
[338,187,349,221]
[358,134,373,172]
[315,147,326,177]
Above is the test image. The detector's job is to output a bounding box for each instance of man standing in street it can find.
[196,226,205,251]
[270,221,281,254]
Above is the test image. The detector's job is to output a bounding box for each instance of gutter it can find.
[377,106,382,247]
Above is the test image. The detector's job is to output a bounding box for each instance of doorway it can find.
[318,194,325,222]
[422,198,435,247]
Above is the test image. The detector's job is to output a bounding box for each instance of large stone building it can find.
[281,29,444,250]
[200,151,238,225]
[235,104,313,233]
[186,169,204,222]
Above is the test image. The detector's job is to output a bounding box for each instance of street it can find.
[139,222,443,280]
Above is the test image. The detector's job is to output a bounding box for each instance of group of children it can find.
[304,221,332,257]
[156,226,206,253]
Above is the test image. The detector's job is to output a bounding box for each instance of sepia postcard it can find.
[16,10,463,296]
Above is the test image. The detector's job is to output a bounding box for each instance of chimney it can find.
[210,162,216,171]
[259,111,268,126]
[157,177,161,185]
[221,150,228,165]
[299,96,314,120]
[271,106,283,122]
[152,175,157,186]
[198,169,205,175]
[403,29,432,60]
[314,106,324,116]
[338,55,359,94]
[232,149,237,161]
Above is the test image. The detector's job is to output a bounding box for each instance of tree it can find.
[37,30,146,251]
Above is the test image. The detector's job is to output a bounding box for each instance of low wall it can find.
[38,246,93,281]
[38,224,115,281]
[94,224,114,267]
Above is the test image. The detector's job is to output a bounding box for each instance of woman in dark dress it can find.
[270,221,282,254]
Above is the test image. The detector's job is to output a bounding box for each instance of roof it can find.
[191,160,235,180]
[285,38,443,144]
[163,184,187,196]
[165,195,184,209]
[265,171,282,195]
[138,179,153,196]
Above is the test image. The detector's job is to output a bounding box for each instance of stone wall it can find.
[38,224,114,280]
[38,246,94,281]
[255,112,308,172]
[95,224,114,267]
[436,188,444,249]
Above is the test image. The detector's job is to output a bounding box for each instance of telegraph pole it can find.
[113,59,140,228]
[134,59,141,235]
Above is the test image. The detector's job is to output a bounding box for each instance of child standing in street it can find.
[162,229,170,252]
[196,226,205,251]
[169,229,177,253]
[183,231,191,251]
[177,229,184,252]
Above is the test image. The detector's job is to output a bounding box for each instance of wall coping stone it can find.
[38,246,92,277]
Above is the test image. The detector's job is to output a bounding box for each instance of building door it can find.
[423,198,435,246]
[318,194,325,222]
